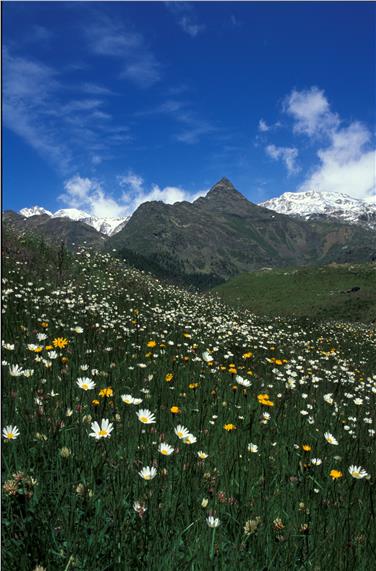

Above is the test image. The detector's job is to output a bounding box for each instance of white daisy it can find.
[324,432,338,446]
[2,425,20,440]
[77,378,96,391]
[348,465,369,479]
[174,424,190,440]
[138,466,157,480]
[158,443,174,456]
[136,409,156,424]
[89,419,113,440]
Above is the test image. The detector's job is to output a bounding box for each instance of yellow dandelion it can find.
[52,337,69,349]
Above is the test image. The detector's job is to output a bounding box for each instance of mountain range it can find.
[4,178,376,287]
[19,206,129,236]
[261,190,376,231]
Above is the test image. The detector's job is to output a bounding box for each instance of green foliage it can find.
[214,263,376,323]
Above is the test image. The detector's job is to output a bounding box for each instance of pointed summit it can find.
[208,177,237,195]
[205,177,246,201]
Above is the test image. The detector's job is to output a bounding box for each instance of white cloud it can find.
[265,144,300,175]
[118,172,144,194]
[85,15,161,88]
[258,119,270,132]
[284,86,339,138]
[283,87,376,200]
[60,173,207,218]
[165,2,205,37]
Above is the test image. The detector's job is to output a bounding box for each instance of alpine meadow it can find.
[2,1,376,570]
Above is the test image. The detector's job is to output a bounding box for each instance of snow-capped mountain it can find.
[19,206,129,236]
[20,206,53,218]
[260,190,376,231]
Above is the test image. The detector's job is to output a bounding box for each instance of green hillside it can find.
[213,263,376,322]
[2,228,376,570]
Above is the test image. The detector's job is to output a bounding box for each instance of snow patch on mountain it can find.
[20,206,53,218]
[260,190,376,231]
[18,206,129,236]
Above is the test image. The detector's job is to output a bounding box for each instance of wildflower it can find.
[207,516,220,528]
[202,351,213,363]
[99,387,113,398]
[72,326,83,333]
[60,447,71,458]
[244,517,261,535]
[184,434,197,445]
[158,443,174,456]
[223,423,236,431]
[147,340,157,347]
[77,378,96,391]
[201,498,209,508]
[40,322,49,328]
[273,518,285,531]
[311,458,322,466]
[198,451,208,459]
[175,425,190,439]
[92,399,100,406]
[257,393,274,407]
[329,469,343,480]
[324,432,339,446]
[136,409,156,424]
[89,419,113,440]
[2,425,20,440]
[248,443,258,453]
[242,352,253,359]
[52,337,69,349]
[302,445,312,452]
[165,373,174,382]
[189,382,199,389]
[133,501,147,516]
[170,405,181,414]
[236,375,251,388]
[9,364,24,377]
[348,465,369,479]
[138,466,157,480]
[121,394,135,404]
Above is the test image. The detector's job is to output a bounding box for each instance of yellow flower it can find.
[170,406,181,414]
[45,345,53,351]
[99,387,113,398]
[242,352,253,359]
[188,383,199,390]
[147,340,157,348]
[40,322,49,328]
[183,332,191,338]
[302,445,312,452]
[61,357,69,364]
[165,373,174,382]
[92,399,100,406]
[257,394,274,407]
[34,347,43,353]
[228,367,237,374]
[224,423,236,431]
[329,469,343,480]
[52,337,69,349]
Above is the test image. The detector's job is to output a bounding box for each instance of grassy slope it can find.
[2,229,376,570]
[213,263,376,322]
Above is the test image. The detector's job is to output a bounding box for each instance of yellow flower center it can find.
[139,416,149,423]
[161,449,169,455]
[98,430,108,437]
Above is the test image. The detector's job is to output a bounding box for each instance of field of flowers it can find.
[2,233,376,570]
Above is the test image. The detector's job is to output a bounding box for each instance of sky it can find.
[3,1,376,217]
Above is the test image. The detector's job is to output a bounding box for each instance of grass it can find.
[2,230,376,570]
[213,263,376,323]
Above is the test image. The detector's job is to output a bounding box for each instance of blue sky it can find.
[3,1,376,217]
